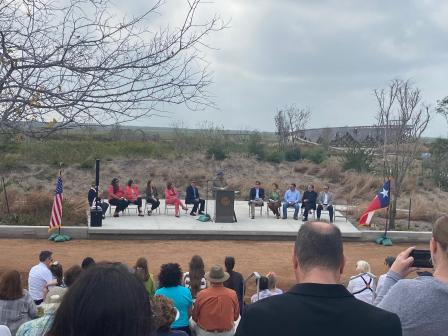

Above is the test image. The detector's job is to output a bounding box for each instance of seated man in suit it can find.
[185,180,205,216]
[282,183,301,220]
[317,184,334,223]
[235,222,402,336]
[302,184,317,222]
[87,184,109,219]
[249,181,265,219]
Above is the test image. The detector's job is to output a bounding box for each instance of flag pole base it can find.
[49,232,71,242]
[375,234,393,246]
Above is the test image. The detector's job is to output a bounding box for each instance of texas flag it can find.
[359,180,390,226]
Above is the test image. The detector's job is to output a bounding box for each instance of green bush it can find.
[284,147,301,162]
[206,145,227,160]
[302,147,327,164]
[265,150,284,163]
[340,145,374,172]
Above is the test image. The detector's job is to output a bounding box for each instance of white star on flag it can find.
[380,188,389,198]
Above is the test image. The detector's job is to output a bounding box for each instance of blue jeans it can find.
[282,202,301,218]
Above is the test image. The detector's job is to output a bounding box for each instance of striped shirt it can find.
[28,263,53,301]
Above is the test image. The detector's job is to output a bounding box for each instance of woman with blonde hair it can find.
[347,260,376,304]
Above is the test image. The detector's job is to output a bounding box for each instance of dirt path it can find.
[0,239,427,297]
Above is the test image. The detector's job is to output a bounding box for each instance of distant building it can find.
[296,122,410,147]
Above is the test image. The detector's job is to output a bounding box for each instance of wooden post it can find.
[408,198,412,230]
[1,177,10,214]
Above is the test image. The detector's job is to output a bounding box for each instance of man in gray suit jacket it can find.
[317,185,334,223]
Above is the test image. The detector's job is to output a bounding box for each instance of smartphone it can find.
[410,249,433,268]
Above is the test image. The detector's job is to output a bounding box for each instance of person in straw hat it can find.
[192,265,239,336]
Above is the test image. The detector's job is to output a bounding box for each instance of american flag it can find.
[49,175,64,231]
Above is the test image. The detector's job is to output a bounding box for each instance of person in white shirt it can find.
[28,251,54,305]
[251,276,283,303]
[266,272,283,296]
[376,256,395,294]
[347,260,376,304]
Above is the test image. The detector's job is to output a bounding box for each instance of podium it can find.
[215,190,236,223]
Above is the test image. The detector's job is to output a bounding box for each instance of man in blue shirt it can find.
[282,183,301,220]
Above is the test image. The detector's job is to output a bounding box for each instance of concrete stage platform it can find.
[88,201,360,240]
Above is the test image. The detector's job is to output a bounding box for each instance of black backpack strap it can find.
[352,275,373,295]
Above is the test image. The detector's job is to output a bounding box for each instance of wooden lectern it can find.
[215,190,236,223]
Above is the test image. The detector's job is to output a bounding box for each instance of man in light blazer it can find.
[317,184,334,223]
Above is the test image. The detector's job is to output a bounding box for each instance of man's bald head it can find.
[295,221,344,273]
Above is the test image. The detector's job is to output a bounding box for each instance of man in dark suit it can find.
[235,221,402,336]
[302,184,317,221]
[185,180,205,216]
[249,181,265,219]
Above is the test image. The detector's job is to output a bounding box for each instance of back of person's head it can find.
[355,260,371,274]
[224,256,235,272]
[39,250,52,262]
[81,257,95,270]
[295,221,344,273]
[0,270,23,300]
[151,295,177,331]
[257,276,269,291]
[64,265,83,287]
[433,215,448,254]
[158,263,182,288]
[189,255,205,297]
[384,256,396,268]
[47,263,152,336]
[50,262,64,286]
[134,257,150,282]
[266,272,278,290]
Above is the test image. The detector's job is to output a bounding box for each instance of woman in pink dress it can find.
[164,182,187,217]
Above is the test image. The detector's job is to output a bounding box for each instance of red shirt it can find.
[108,185,124,200]
[125,185,140,202]
[193,283,239,332]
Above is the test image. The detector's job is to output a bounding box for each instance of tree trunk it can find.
[389,196,397,230]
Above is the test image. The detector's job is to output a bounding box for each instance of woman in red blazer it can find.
[164,181,187,217]
[125,179,144,216]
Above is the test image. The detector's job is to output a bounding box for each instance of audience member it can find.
[248,181,265,219]
[192,265,239,336]
[250,276,269,303]
[46,263,152,336]
[223,257,244,315]
[347,260,376,304]
[316,185,334,223]
[125,179,144,216]
[0,325,11,336]
[28,251,54,305]
[0,270,37,335]
[185,180,205,216]
[266,272,283,296]
[376,256,395,294]
[375,215,448,336]
[212,171,228,197]
[146,180,161,215]
[235,221,402,336]
[87,184,109,219]
[81,257,95,270]
[151,295,188,336]
[282,183,301,220]
[49,262,64,287]
[165,182,188,218]
[108,177,129,217]
[302,184,317,221]
[267,183,282,219]
[155,263,193,335]
[134,257,156,297]
[182,255,207,299]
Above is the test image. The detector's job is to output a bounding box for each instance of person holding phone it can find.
[374,215,448,336]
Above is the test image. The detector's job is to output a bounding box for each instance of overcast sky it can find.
[126,0,448,136]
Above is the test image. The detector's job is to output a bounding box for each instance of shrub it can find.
[206,144,227,160]
[302,147,327,164]
[265,150,284,163]
[340,145,375,172]
[284,146,301,162]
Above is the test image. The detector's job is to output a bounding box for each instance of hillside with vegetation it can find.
[0,125,446,230]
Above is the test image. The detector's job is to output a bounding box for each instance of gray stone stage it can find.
[88,200,361,240]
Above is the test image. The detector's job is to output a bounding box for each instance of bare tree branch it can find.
[0,0,225,137]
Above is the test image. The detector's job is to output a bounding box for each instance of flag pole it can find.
[58,167,62,237]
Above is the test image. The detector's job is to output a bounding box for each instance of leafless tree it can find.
[0,0,224,137]
[274,105,311,148]
[374,79,430,229]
